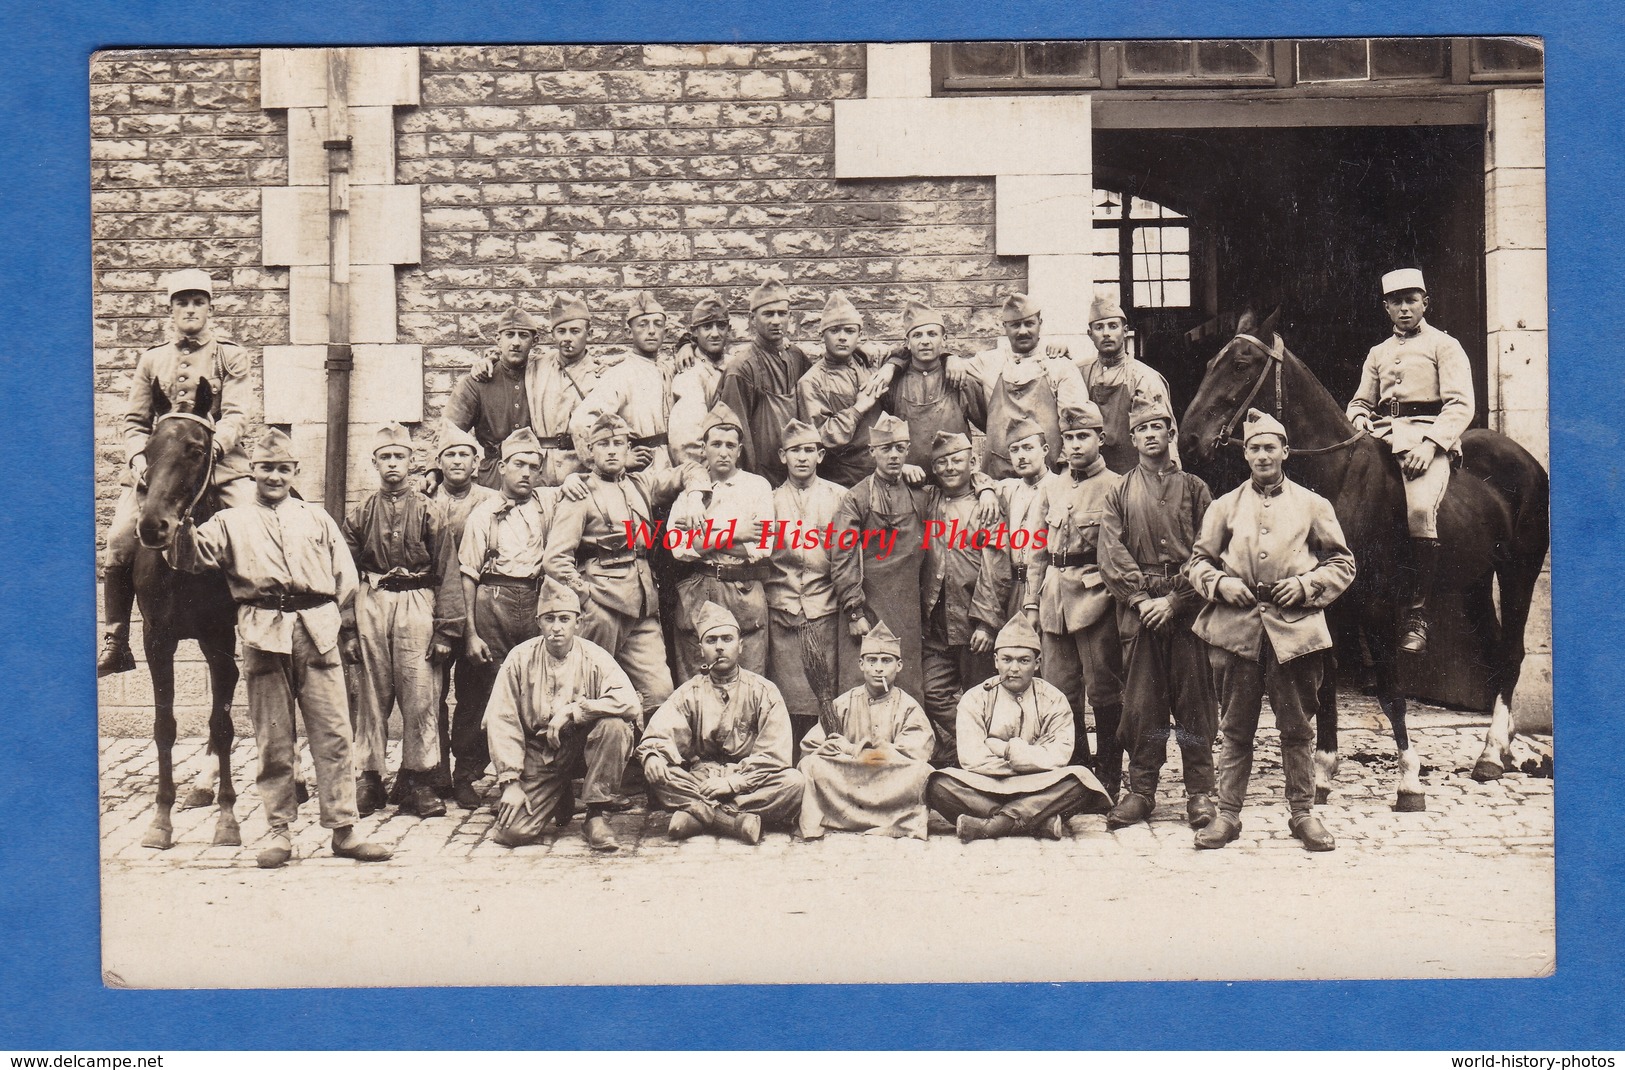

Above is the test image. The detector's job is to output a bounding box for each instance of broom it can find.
[798,618,840,736]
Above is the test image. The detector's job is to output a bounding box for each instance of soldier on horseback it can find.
[99,269,256,676]
[1346,268,1475,655]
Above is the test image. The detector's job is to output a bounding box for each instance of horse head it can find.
[1179,308,1283,466]
[135,377,216,551]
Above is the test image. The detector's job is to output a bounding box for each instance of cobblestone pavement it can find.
[100,696,1555,989]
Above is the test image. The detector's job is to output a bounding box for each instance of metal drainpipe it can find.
[322,48,354,517]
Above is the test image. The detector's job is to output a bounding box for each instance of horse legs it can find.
[200,641,242,846]
[1313,648,1340,804]
[1368,624,1425,812]
[142,637,179,850]
[1474,563,1540,781]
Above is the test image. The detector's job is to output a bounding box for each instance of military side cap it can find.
[1129,394,1175,432]
[251,427,296,465]
[496,306,541,335]
[929,430,972,463]
[1059,401,1105,432]
[781,419,821,450]
[860,619,902,659]
[903,299,944,335]
[1381,268,1427,296]
[1006,415,1047,448]
[870,413,911,448]
[749,278,791,312]
[550,292,591,328]
[585,412,632,447]
[1000,292,1041,322]
[535,575,582,617]
[695,600,740,638]
[436,420,482,458]
[163,268,215,301]
[819,290,863,332]
[372,422,413,455]
[1243,407,1289,445]
[994,612,1042,653]
[700,401,745,441]
[1088,292,1126,325]
[689,291,729,328]
[625,290,667,325]
[501,426,544,460]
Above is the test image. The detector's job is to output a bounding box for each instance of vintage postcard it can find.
[92,37,1553,988]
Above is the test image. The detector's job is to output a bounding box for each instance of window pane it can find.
[1092,189,1123,220]
[1195,40,1271,77]
[1122,41,1192,77]
[1370,38,1446,79]
[1472,38,1544,77]
[1163,280,1191,307]
[1297,39,1368,82]
[948,42,1020,79]
[1160,226,1190,253]
[1024,41,1096,78]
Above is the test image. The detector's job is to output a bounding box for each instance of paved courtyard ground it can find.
[98,692,1555,989]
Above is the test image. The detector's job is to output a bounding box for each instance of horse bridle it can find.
[1213,333,1367,457]
[141,410,218,518]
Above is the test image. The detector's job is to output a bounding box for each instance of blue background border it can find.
[2,0,1621,1050]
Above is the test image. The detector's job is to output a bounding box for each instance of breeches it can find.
[1209,643,1321,816]
[498,717,636,840]
[577,597,674,714]
[1401,449,1451,538]
[242,623,359,833]
[1120,623,1217,796]
[648,764,805,829]
[1041,616,1123,715]
[924,774,1089,832]
[102,476,256,568]
[352,585,439,774]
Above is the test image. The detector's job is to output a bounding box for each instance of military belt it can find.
[481,574,541,590]
[688,558,772,583]
[1047,549,1098,569]
[366,573,436,592]
[1379,399,1444,418]
[240,592,334,612]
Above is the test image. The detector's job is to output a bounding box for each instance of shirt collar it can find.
[1069,457,1106,482]
[1393,319,1426,339]
[174,329,214,353]
[1249,476,1287,498]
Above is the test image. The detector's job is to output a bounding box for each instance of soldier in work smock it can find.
[445,306,542,489]
[797,620,936,841]
[879,300,987,472]
[926,614,1113,842]
[667,291,733,464]
[954,292,1090,479]
[1023,401,1127,794]
[1078,294,1176,475]
[172,429,390,869]
[543,413,706,719]
[424,421,500,796]
[1345,267,1474,655]
[794,290,888,487]
[1188,409,1355,853]
[716,278,813,485]
[762,419,849,744]
[454,427,558,809]
[99,269,256,677]
[343,423,448,819]
[572,291,677,472]
[1098,396,1218,831]
[636,602,806,845]
[484,576,643,852]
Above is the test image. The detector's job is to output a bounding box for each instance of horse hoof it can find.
[1314,786,1331,806]
[1393,791,1427,813]
[1471,759,1504,783]
[141,826,174,850]
[180,786,216,811]
[212,821,242,848]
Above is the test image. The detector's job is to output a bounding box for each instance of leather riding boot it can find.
[98,566,137,676]
[1399,537,1441,655]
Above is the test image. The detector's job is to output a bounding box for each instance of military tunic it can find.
[762,477,847,738]
[716,338,813,485]
[572,351,676,471]
[445,360,532,489]
[795,353,882,487]
[1078,354,1174,475]
[524,352,599,486]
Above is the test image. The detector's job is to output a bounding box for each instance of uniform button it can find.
[1259,552,1268,559]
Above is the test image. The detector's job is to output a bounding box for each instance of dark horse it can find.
[1180,310,1550,807]
[131,377,242,849]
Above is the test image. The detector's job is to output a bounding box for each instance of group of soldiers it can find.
[100,264,1474,866]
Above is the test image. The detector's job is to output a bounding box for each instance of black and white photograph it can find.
[91,37,1554,988]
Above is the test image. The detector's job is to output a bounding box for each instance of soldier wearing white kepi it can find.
[1346,267,1474,654]
[99,269,255,676]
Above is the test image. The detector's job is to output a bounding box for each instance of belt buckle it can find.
[1381,398,1402,418]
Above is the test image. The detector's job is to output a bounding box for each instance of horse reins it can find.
[1214,333,1367,457]
[145,410,218,517]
